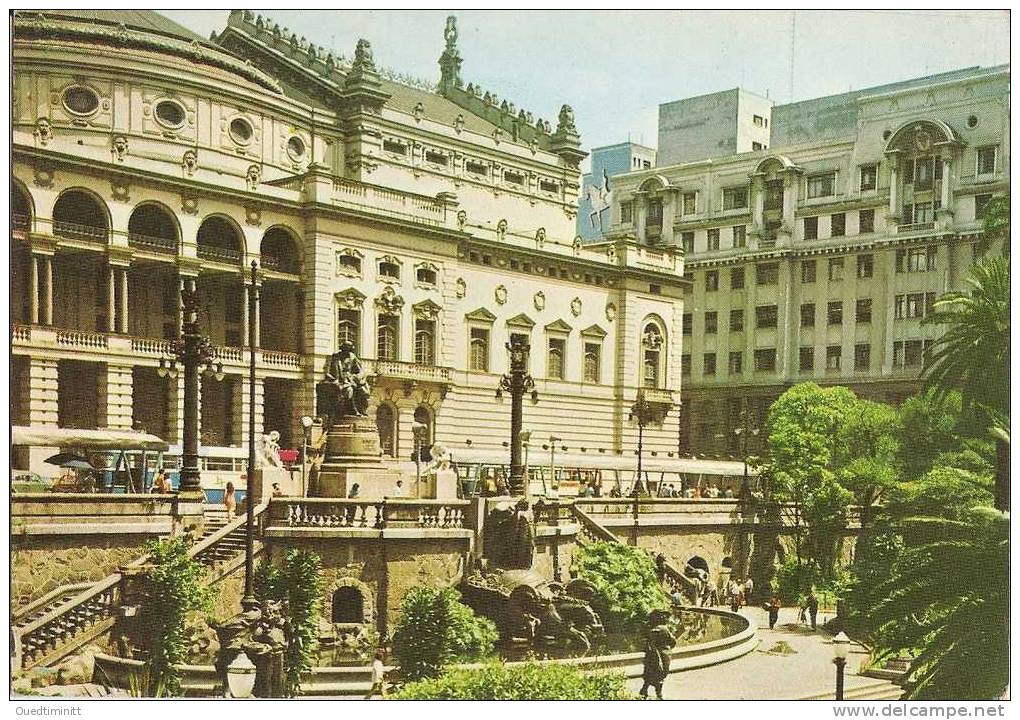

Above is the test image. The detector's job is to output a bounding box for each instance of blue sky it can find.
[166,9,1009,170]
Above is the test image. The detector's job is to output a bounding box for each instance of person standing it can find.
[766,596,781,629]
[743,577,755,604]
[223,481,236,519]
[365,648,387,699]
[807,591,820,630]
[639,610,676,700]
[728,578,742,613]
[346,483,360,525]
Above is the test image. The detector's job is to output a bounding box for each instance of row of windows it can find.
[683,339,932,378]
[468,327,604,382]
[381,138,560,195]
[337,250,439,286]
[803,209,875,239]
[337,309,436,366]
[461,249,611,289]
[683,296,877,335]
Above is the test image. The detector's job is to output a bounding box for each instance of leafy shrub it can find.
[144,537,215,696]
[393,661,633,700]
[254,550,324,696]
[391,585,498,682]
[571,540,669,629]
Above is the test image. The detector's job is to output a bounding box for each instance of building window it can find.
[621,201,634,224]
[376,404,396,457]
[337,252,362,276]
[547,338,565,379]
[731,267,745,289]
[896,246,937,273]
[465,159,487,175]
[831,213,846,237]
[539,179,560,194]
[723,186,749,210]
[682,313,692,335]
[703,352,717,376]
[728,351,743,375]
[828,257,845,281]
[977,146,997,175]
[752,141,765,151]
[732,225,747,248]
[801,260,816,284]
[707,228,720,251]
[756,305,778,328]
[681,231,694,253]
[854,343,871,371]
[912,157,935,190]
[383,139,408,156]
[826,345,842,372]
[424,150,448,166]
[893,339,924,368]
[895,292,937,320]
[859,208,875,234]
[756,262,778,286]
[705,311,718,334]
[416,265,438,286]
[706,270,719,291]
[379,259,401,280]
[764,180,784,210]
[859,164,877,192]
[730,309,744,332]
[799,346,814,372]
[911,202,934,224]
[682,192,697,216]
[377,316,399,360]
[754,348,777,373]
[642,323,665,388]
[414,319,435,365]
[856,298,872,323]
[804,216,819,240]
[827,301,843,326]
[337,308,360,353]
[647,198,664,225]
[469,328,489,371]
[753,114,765,127]
[800,303,815,327]
[975,194,993,220]
[857,254,874,279]
[681,354,692,377]
[583,343,600,383]
[807,172,836,199]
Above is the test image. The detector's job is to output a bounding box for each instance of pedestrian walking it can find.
[639,610,676,700]
[807,591,819,630]
[765,596,781,629]
[365,648,387,699]
[743,577,755,604]
[223,481,236,519]
[728,578,742,613]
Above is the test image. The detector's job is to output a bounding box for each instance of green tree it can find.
[570,540,669,629]
[393,661,633,700]
[923,257,1010,510]
[144,537,215,697]
[391,585,498,682]
[833,399,901,526]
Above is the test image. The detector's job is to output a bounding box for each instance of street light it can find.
[547,435,560,498]
[733,409,761,499]
[411,421,427,488]
[300,415,314,497]
[243,261,259,606]
[496,336,536,495]
[832,631,851,700]
[226,651,256,699]
[519,431,532,498]
[629,390,658,497]
[157,279,225,502]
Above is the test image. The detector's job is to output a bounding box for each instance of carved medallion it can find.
[605,303,617,322]
[570,297,582,317]
[494,285,508,305]
[533,291,545,311]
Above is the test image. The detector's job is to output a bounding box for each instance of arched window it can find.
[197,216,243,264]
[547,342,564,380]
[261,227,301,274]
[52,189,108,241]
[376,404,396,457]
[377,317,398,360]
[641,321,665,388]
[12,184,31,231]
[414,320,435,365]
[414,405,434,446]
[583,345,600,383]
[337,309,360,352]
[469,329,489,371]
[128,203,178,254]
[332,586,366,624]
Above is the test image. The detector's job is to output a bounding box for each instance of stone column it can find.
[236,375,265,449]
[108,265,116,333]
[27,357,59,427]
[750,174,764,235]
[29,254,39,324]
[940,156,952,211]
[887,153,900,222]
[633,191,647,244]
[43,256,53,326]
[99,363,134,430]
[119,267,129,334]
[241,284,249,351]
[166,373,186,446]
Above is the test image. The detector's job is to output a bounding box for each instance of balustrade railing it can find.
[131,337,172,355]
[52,220,109,243]
[532,499,575,527]
[13,213,30,231]
[128,233,177,255]
[56,329,108,349]
[12,324,31,342]
[197,243,242,264]
[262,349,301,367]
[333,177,446,227]
[215,345,244,362]
[897,221,936,233]
[269,498,468,530]
[370,359,452,382]
[571,504,622,544]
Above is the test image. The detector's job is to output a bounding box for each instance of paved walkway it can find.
[628,606,875,700]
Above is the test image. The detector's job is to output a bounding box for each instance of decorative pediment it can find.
[581,323,607,339]
[544,319,572,334]
[465,307,496,323]
[412,299,443,321]
[335,247,364,277]
[375,286,405,315]
[335,288,366,309]
[506,313,535,329]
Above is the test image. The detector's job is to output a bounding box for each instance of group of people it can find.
[762,590,820,630]
[656,483,735,498]
[725,577,755,612]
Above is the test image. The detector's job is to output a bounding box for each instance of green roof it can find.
[25,9,215,47]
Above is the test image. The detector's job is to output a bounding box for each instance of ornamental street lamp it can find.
[629,390,657,497]
[243,260,259,605]
[733,409,761,499]
[832,631,851,700]
[520,430,532,498]
[300,415,314,497]
[411,420,428,487]
[157,278,224,501]
[547,435,561,497]
[495,336,536,495]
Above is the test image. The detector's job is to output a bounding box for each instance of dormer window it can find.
[504,170,524,186]
[336,249,363,277]
[378,256,401,281]
[383,139,408,156]
[415,263,438,287]
[539,179,560,194]
[465,159,487,176]
[424,149,448,166]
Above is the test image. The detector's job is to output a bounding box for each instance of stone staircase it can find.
[800,677,904,701]
[13,503,267,671]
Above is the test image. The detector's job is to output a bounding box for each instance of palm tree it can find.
[923,257,1010,510]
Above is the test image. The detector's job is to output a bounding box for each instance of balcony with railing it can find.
[370,359,453,383]
[896,221,936,234]
[266,497,472,537]
[52,220,109,244]
[197,243,242,265]
[333,177,447,228]
[13,213,30,233]
[128,232,177,256]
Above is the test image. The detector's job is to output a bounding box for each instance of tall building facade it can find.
[12,10,688,474]
[577,142,656,243]
[657,88,773,166]
[609,65,1008,458]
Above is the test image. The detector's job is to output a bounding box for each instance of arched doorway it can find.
[687,556,710,574]
[414,405,434,446]
[376,404,396,458]
[332,586,365,624]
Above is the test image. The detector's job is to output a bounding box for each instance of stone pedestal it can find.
[314,415,403,498]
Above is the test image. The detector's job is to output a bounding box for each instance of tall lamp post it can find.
[832,631,851,700]
[157,278,224,503]
[733,409,761,498]
[411,421,428,490]
[243,261,259,605]
[547,435,560,497]
[629,390,657,496]
[300,415,314,497]
[496,336,536,495]
[519,431,531,498]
